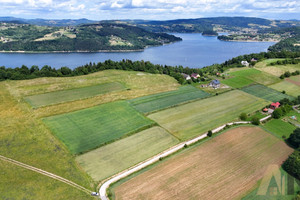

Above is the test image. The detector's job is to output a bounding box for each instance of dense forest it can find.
[0,22,181,51]
[1,50,299,84]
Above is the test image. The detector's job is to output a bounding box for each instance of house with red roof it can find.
[270,102,280,110]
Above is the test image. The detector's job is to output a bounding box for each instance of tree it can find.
[272,108,283,119]
[251,117,260,125]
[283,150,300,180]
[239,113,247,121]
[288,128,300,148]
[207,130,213,137]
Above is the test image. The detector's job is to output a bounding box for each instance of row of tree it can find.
[1,50,300,83]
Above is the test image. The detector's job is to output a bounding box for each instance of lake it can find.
[0,33,275,69]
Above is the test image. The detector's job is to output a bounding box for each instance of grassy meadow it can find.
[44,101,155,154]
[221,68,280,88]
[113,126,293,200]
[0,82,94,199]
[263,119,297,139]
[269,80,300,97]
[148,90,269,140]
[241,84,293,102]
[255,59,300,76]
[128,85,210,114]
[6,70,179,118]
[25,82,126,108]
[76,126,179,181]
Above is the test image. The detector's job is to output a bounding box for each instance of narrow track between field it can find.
[0,155,92,194]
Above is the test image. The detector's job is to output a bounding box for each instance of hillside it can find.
[110,17,300,33]
[0,22,181,52]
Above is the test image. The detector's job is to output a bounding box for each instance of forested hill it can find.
[0,22,181,52]
[268,27,300,52]
[108,17,300,33]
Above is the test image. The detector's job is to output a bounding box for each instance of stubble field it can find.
[114,126,293,200]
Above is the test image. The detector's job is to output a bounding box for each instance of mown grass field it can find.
[287,75,300,86]
[221,68,279,88]
[241,84,294,102]
[263,119,297,139]
[255,59,300,76]
[269,80,300,97]
[24,82,126,108]
[0,82,94,199]
[148,90,269,140]
[128,85,210,114]
[43,101,155,154]
[114,126,293,200]
[76,126,179,181]
[6,70,179,117]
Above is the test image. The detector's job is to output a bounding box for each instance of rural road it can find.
[98,118,271,200]
[0,155,92,194]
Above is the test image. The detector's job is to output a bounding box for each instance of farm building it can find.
[270,102,280,110]
[181,73,191,80]
[241,61,249,67]
[208,79,220,89]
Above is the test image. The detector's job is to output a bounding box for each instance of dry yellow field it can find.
[114,126,293,200]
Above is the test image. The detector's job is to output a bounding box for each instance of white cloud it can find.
[0,0,299,20]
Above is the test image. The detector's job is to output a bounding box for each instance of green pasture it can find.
[148,90,269,140]
[76,126,179,181]
[241,84,294,102]
[255,59,300,76]
[25,82,125,108]
[263,119,297,139]
[128,85,210,114]
[43,101,154,154]
[222,68,280,88]
[269,80,300,97]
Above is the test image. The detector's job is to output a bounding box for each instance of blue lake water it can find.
[0,33,275,69]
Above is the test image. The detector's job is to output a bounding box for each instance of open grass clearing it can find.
[0,161,93,200]
[43,101,155,154]
[24,82,126,108]
[114,126,293,200]
[287,75,300,86]
[76,126,179,182]
[241,84,294,102]
[148,90,269,140]
[269,80,300,97]
[255,59,300,76]
[263,119,297,139]
[5,70,179,117]
[0,82,94,198]
[128,85,210,114]
[222,68,280,88]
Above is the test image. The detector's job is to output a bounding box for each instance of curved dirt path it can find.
[0,155,92,194]
[98,120,260,200]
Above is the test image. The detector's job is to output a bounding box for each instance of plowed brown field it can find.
[114,126,293,200]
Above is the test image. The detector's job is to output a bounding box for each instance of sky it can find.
[0,0,299,21]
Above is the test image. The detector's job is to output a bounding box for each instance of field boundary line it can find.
[0,155,92,194]
[98,119,272,200]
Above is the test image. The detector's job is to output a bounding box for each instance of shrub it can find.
[251,117,260,125]
[207,130,213,137]
[239,113,247,121]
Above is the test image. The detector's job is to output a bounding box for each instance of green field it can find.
[263,119,297,139]
[269,80,300,97]
[128,86,210,114]
[148,90,269,140]
[255,59,300,76]
[43,101,155,154]
[221,68,280,88]
[76,126,179,181]
[241,84,293,102]
[24,82,126,108]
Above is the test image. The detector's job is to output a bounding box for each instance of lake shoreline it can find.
[0,49,145,54]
